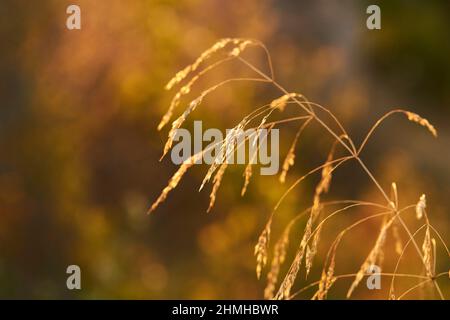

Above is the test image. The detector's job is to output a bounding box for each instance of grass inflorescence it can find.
[150,38,448,300]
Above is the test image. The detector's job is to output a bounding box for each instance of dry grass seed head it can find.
[279,151,295,184]
[159,72,205,131]
[431,238,437,276]
[255,221,271,279]
[162,95,205,158]
[241,126,265,196]
[148,153,201,213]
[265,227,291,299]
[346,219,393,298]
[229,39,255,57]
[269,93,301,112]
[305,222,323,278]
[200,120,246,191]
[405,111,437,137]
[422,227,433,277]
[392,223,403,255]
[313,141,337,201]
[390,182,398,210]
[279,118,311,183]
[302,146,336,277]
[276,145,336,299]
[416,194,426,220]
[241,164,253,196]
[313,271,334,300]
[314,242,338,300]
[165,38,255,91]
[160,38,257,131]
[207,163,228,213]
[275,214,315,299]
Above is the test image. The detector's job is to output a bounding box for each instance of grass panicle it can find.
[151,40,448,300]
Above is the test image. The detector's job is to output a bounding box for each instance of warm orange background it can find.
[0,0,448,299]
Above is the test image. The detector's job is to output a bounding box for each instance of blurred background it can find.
[0,0,448,299]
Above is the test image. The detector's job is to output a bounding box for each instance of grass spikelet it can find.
[241,125,263,196]
[200,120,246,190]
[316,157,333,196]
[165,38,258,91]
[241,164,253,196]
[270,93,300,112]
[312,140,338,208]
[265,227,291,299]
[255,221,271,279]
[165,65,195,91]
[279,119,311,183]
[391,182,398,209]
[422,226,433,277]
[229,39,254,57]
[306,223,323,278]
[347,219,393,298]
[313,260,336,300]
[159,92,183,131]
[279,151,295,184]
[314,238,339,300]
[416,194,426,220]
[388,182,403,255]
[311,196,322,220]
[159,72,204,131]
[148,154,200,214]
[163,79,245,159]
[275,214,314,299]
[162,95,204,158]
[431,238,437,276]
[392,223,403,255]
[305,143,336,275]
[165,38,233,91]
[405,112,437,137]
[207,163,228,213]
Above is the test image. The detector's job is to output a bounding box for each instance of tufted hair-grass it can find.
[150,38,448,300]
